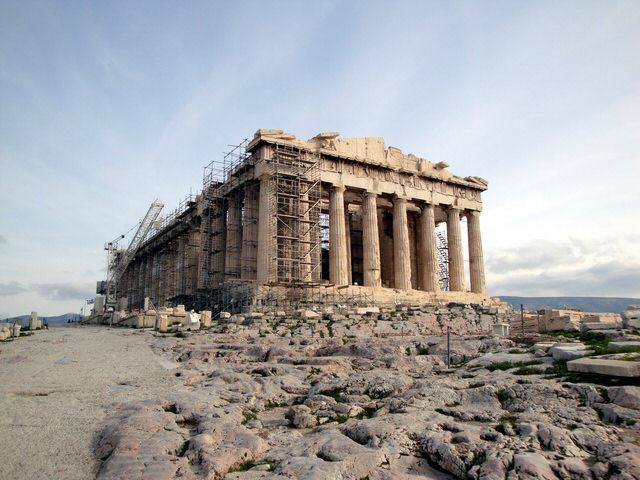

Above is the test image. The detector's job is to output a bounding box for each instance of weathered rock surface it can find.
[94,318,640,480]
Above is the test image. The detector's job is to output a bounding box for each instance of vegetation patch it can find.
[356,406,378,420]
[264,400,288,409]
[495,388,512,408]
[473,451,487,466]
[514,366,543,375]
[334,414,349,424]
[228,460,274,473]
[485,360,542,372]
[499,413,518,425]
[242,408,258,424]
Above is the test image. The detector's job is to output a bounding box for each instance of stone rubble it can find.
[93,307,640,480]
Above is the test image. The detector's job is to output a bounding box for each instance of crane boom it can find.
[105,199,164,306]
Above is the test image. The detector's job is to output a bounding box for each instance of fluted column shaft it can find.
[329,186,349,285]
[467,210,486,294]
[417,203,440,291]
[362,192,381,287]
[300,191,312,281]
[211,199,227,285]
[225,193,242,279]
[256,175,275,284]
[447,208,465,291]
[345,210,352,284]
[241,186,259,280]
[393,196,412,290]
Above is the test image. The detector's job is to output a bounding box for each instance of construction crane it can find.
[104,199,164,307]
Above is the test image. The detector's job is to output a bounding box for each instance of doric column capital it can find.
[332,184,346,193]
[363,191,378,199]
[448,205,462,213]
[392,195,409,204]
[421,201,436,212]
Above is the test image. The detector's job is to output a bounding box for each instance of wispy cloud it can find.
[487,235,640,297]
[32,283,93,302]
[0,281,92,302]
[0,281,27,296]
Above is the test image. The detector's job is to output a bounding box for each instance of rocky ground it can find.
[95,322,640,480]
[0,326,180,480]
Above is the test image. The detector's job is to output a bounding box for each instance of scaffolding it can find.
[436,229,449,291]
[269,143,322,284]
[198,140,254,291]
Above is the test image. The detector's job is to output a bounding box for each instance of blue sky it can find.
[1,0,639,317]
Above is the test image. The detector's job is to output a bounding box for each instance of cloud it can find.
[489,261,640,297]
[32,283,93,301]
[0,281,27,296]
[486,240,579,274]
[487,236,640,297]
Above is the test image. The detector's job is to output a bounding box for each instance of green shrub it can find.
[485,360,542,372]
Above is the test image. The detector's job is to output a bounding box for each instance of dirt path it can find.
[0,326,179,480]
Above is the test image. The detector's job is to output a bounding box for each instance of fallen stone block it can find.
[552,347,594,361]
[622,306,640,330]
[545,316,580,332]
[219,311,231,319]
[355,307,379,315]
[200,310,212,328]
[156,314,168,332]
[607,386,640,409]
[567,357,640,377]
[580,321,622,332]
[608,341,640,350]
[467,352,537,367]
[180,312,200,331]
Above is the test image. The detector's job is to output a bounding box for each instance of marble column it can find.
[143,255,152,301]
[393,196,412,290]
[256,175,275,284]
[329,185,349,285]
[362,192,381,287]
[417,203,440,291]
[345,209,352,284]
[225,192,242,279]
[467,210,486,294]
[447,207,465,291]
[300,190,312,281]
[176,235,186,294]
[211,199,227,285]
[241,186,259,280]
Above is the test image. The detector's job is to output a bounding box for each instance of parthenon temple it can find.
[104,129,492,313]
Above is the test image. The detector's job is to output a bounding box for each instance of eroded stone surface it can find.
[94,326,640,480]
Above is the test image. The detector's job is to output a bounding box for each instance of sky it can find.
[1,0,639,318]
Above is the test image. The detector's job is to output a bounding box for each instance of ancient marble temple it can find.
[115,129,491,311]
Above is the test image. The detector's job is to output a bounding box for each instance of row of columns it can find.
[328,186,486,294]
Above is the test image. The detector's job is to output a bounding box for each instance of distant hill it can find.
[497,296,639,313]
[0,313,82,326]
